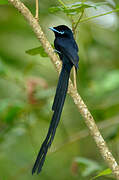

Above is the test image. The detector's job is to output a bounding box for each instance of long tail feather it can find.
[32,63,72,174]
[52,65,66,111]
[52,63,72,111]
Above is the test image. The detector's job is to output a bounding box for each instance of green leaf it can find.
[49,2,108,15]
[49,3,90,15]
[75,157,102,177]
[0,0,8,5]
[26,46,48,57]
[91,168,112,180]
[49,6,63,13]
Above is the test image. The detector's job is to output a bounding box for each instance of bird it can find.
[32,25,79,174]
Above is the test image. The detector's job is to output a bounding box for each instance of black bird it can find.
[32,25,79,174]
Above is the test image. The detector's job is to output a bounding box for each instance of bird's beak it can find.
[49,27,64,34]
[49,27,54,31]
[49,27,58,33]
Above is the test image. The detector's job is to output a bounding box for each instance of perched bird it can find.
[32,25,79,174]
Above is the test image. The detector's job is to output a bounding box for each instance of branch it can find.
[8,0,119,179]
[35,0,39,21]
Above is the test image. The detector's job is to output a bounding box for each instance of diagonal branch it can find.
[8,0,119,179]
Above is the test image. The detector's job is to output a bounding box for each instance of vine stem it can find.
[8,0,119,179]
[73,9,84,34]
[72,10,84,89]
[35,0,39,21]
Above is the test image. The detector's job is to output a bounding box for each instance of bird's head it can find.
[49,25,73,38]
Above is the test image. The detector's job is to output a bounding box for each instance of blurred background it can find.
[0,0,119,179]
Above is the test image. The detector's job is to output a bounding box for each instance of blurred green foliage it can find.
[0,0,119,179]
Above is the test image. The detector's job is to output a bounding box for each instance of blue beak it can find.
[49,27,55,32]
[49,27,64,34]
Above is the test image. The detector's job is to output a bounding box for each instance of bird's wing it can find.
[55,38,79,69]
